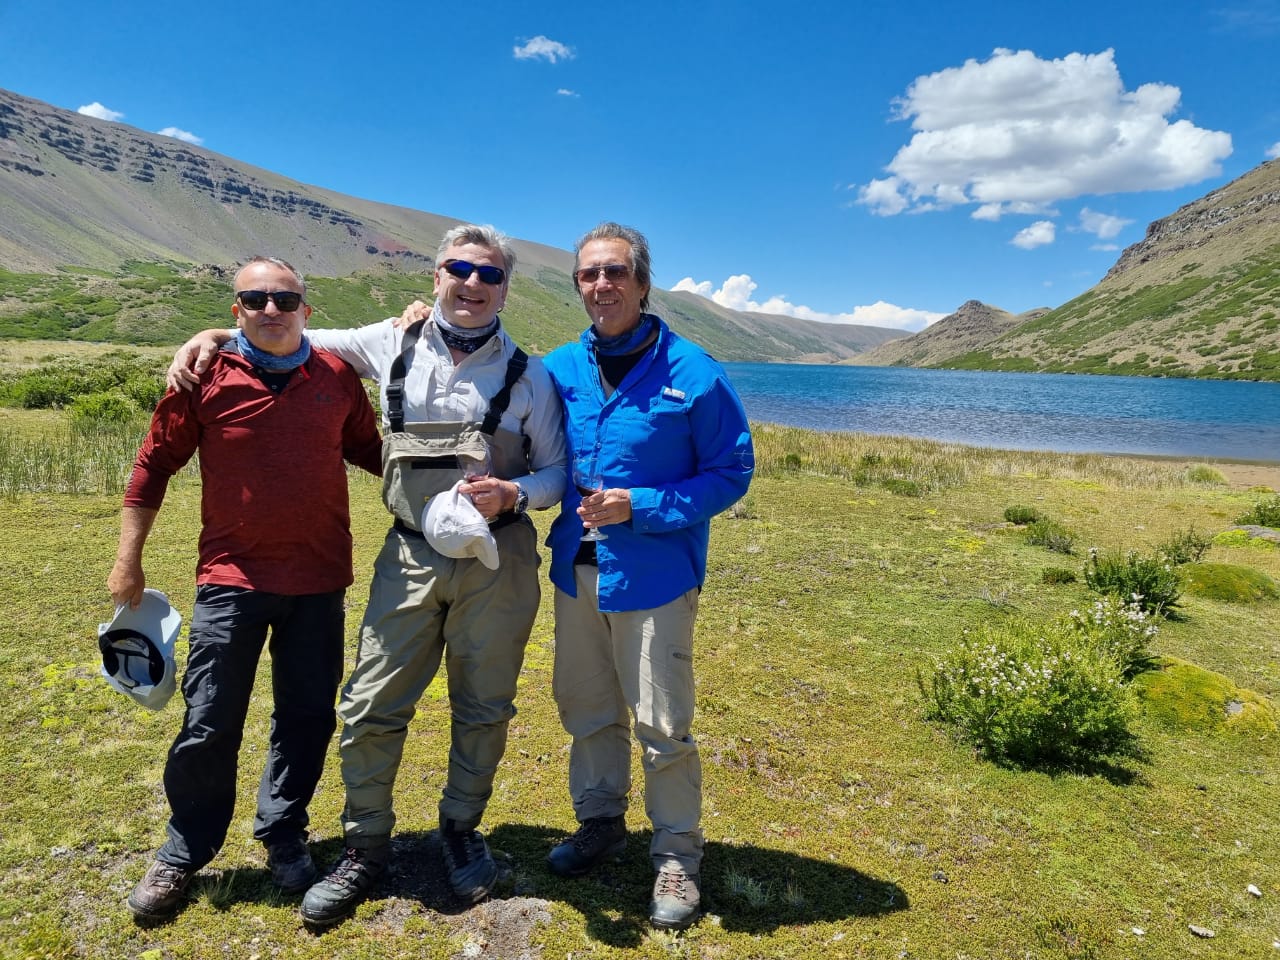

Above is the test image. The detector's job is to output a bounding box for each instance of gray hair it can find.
[438,223,517,275]
[573,221,652,312]
[235,256,306,297]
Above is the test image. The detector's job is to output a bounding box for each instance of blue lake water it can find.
[722,363,1280,463]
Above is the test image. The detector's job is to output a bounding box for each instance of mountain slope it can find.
[857,300,1047,367]
[0,87,903,362]
[946,161,1280,380]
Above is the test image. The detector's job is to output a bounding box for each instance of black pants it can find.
[157,585,345,870]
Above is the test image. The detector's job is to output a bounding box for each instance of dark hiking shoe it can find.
[440,822,498,904]
[649,866,701,930]
[547,815,627,877]
[266,836,317,893]
[128,860,195,921]
[299,846,388,928]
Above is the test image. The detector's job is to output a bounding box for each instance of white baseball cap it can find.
[98,588,182,710]
[421,481,500,570]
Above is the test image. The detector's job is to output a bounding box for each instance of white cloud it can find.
[672,275,945,331]
[157,127,203,145]
[1267,142,1280,159]
[514,36,573,63]
[857,48,1232,217]
[556,88,579,98]
[1078,207,1132,239]
[1011,220,1056,249]
[78,102,124,122]
[1091,243,1121,252]
[971,200,1056,221]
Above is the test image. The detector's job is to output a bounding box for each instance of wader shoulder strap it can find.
[386,324,526,436]
[386,319,425,434]
[480,348,528,437]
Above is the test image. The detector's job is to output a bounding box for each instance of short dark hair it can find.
[573,221,652,312]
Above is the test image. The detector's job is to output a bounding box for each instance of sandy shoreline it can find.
[1108,453,1280,491]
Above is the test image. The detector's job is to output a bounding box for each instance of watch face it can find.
[515,488,529,513]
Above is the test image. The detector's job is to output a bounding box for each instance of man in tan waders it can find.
[168,225,566,926]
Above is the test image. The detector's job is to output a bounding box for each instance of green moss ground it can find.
[1,430,1277,959]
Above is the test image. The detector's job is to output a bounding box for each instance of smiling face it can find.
[433,241,510,329]
[231,261,310,356]
[576,237,649,338]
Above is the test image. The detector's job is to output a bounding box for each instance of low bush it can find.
[1083,548,1182,617]
[1041,566,1077,585]
[1158,526,1212,565]
[1003,504,1041,525]
[1183,464,1227,485]
[1068,595,1159,677]
[68,391,139,426]
[920,621,1136,767]
[1025,518,1074,554]
[1235,494,1280,527]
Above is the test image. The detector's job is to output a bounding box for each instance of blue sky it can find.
[2,0,1277,330]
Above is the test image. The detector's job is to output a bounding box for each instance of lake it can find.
[722,363,1280,464]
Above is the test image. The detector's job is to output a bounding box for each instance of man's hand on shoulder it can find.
[167,329,232,392]
[394,300,433,330]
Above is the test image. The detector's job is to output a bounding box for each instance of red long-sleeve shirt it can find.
[125,348,383,595]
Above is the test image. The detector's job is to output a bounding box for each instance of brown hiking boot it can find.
[649,866,701,930]
[127,860,195,921]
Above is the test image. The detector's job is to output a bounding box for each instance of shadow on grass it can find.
[198,826,907,947]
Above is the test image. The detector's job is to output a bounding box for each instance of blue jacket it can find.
[543,317,755,612]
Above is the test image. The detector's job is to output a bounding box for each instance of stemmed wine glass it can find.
[573,453,608,542]
[459,447,492,484]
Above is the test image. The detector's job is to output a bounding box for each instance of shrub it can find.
[882,477,923,497]
[1236,494,1280,527]
[68,391,139,426]
[1004,504,1041,525]
[1184,464,1227,485]
[1025,518,1074,554]
[1041,567,1077,585]
[1068,595,1159,677]
[1158,526,1212,565]
[782,452,802,470]
[1083,548,1182,617]
[920,621,1136,766]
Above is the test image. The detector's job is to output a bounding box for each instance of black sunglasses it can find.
[236,290,304,312]
[575,263,630,285]
[442,259,506,286]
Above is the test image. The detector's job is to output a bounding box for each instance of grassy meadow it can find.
[1,373,1279,958]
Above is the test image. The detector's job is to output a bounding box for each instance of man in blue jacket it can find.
[541,222,754,930]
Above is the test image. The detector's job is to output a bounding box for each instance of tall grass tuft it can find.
[0,416,160,498]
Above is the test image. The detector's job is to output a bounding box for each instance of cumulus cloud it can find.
[1267,142,1280,159]
[1078,207,1131,239]
[556,88,579,98]
[157,127,203,145]
[514,36,573,63]
[857,48,1232,217]
[78,102,124,122]
[671,275,945,331]
[1011,220,1056,249]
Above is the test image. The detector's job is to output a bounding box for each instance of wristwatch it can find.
[513,485,529,515]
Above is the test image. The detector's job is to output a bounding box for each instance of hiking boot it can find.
[546,815,627,877]
[299,845,388,928]
[440,820,497,904]
[649,866,701,930]
[127,859,195,921]
[266,836,317,894]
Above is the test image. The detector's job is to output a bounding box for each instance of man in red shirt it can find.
[108,256,383,923]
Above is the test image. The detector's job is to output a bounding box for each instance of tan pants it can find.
[552,564,703,872]
[337,519,539,842]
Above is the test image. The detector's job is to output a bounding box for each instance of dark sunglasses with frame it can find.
[441,259,507,286]
[575,263,631,285]
[235,290,304,312]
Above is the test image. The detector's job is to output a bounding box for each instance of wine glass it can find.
[459,447,492,483]
[572,453,608,542]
